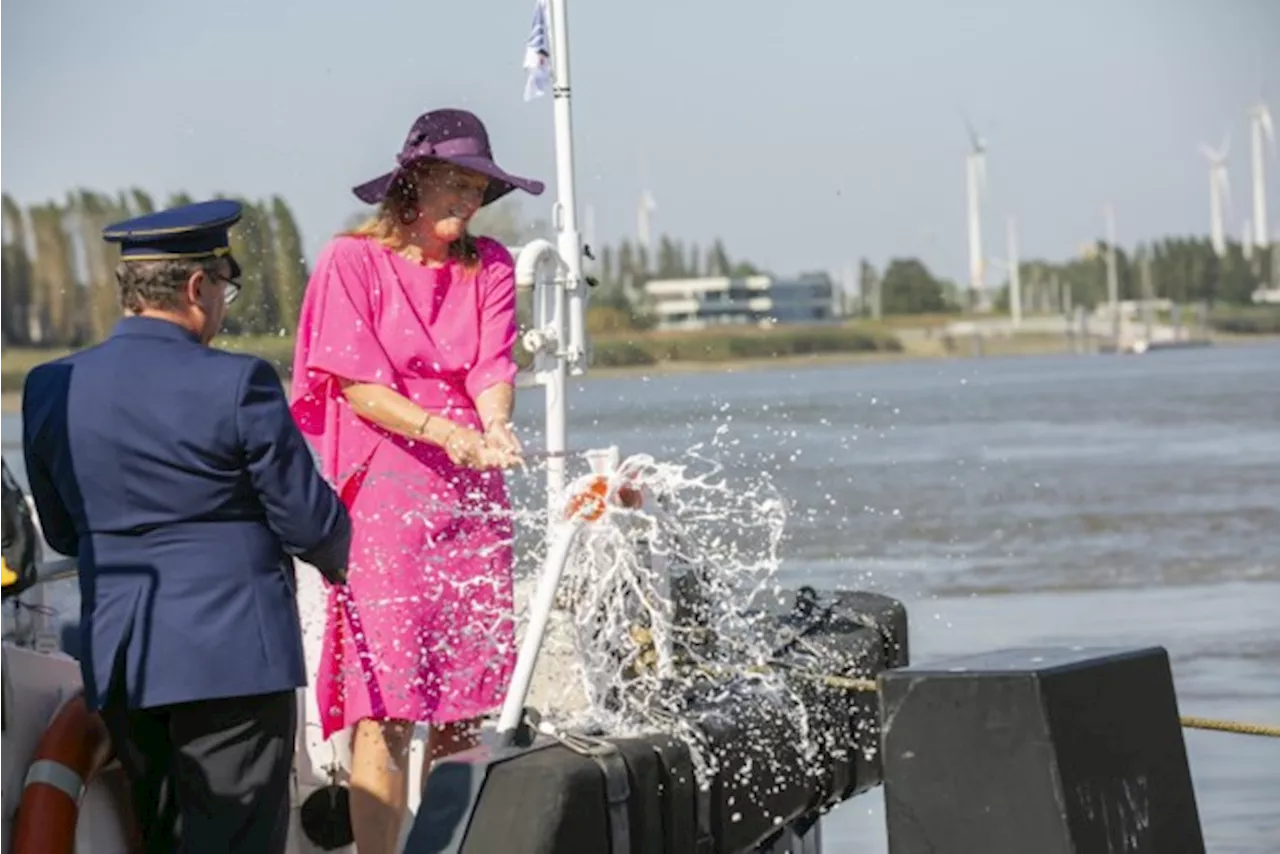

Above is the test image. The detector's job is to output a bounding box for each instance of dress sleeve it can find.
[465,238,519,401]
[294,237,396,390]
[287,239,389,492]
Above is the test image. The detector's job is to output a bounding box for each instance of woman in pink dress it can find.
[289,108,544,854]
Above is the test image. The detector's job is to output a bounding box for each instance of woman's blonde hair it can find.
[344,160,481,268]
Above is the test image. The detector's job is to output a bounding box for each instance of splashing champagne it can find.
[543,451,836,791]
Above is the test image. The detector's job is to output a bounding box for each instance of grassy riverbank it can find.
[1,322,907,395]
[5,309,1278,413]
[210,321,915,370]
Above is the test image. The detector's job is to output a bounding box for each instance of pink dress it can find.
[289,235,518,739]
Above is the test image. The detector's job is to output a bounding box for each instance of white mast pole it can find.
[498,0,593,745]
[538,0,587,513]
[549,0,586,376]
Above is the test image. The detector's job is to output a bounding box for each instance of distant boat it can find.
[1119,338,1213,355]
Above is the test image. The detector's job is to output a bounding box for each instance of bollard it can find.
[403,588,908,854]
[879,646,1204,854]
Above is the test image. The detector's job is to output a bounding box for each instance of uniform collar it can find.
[111,315,201,344]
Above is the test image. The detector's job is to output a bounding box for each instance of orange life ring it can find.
[11,690,136,854]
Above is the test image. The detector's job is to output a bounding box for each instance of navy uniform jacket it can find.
[21,316,350,711]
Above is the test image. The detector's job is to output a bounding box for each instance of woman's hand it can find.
[442,427,520,471]
[442,427,490,470]
[484,420,523,464]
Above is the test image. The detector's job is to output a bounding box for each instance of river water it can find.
[4,342,1278,852]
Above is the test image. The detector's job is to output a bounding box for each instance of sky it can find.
[3,0,1279,285]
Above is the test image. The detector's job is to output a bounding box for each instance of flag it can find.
[523,0,552,101]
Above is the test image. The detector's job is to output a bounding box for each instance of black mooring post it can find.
[879,646,1205,854]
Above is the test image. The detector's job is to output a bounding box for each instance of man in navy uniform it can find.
[21,199,350,854]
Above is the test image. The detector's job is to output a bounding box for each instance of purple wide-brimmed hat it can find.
[353,108,545,207]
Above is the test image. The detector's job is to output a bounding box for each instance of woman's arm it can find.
[468,242,521,457]
[339,380,518,469]
[475,382,522,459]
[339,379,450,442]
[474,382,515,432]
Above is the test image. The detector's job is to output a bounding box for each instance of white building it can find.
[642,273,836,331]
[1251,286,1280,305]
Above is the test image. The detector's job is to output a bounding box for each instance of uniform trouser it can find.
[99,686,297,854]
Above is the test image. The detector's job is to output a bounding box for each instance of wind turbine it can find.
[637,148,657,258]
[1249,96,1275,249]
[964,120,987,309]
[1006,217,1021,327]
[1200,130,1232,257]
[637,190,657,258]
[1104,205,1119,347]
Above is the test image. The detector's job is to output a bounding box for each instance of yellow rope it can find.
[1179,716,1280,738]
[693,661,880,693]
[782,669,879,693]
[770,667,1280,737]
[629,625,1279,738]
[695,663,1280,737]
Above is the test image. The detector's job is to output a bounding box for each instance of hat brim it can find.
[352,155,545,207]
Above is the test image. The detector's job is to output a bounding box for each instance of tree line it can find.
[988,238,1275,314]
[852,238,1276,319]
[482,205,1277,320]
[0,190,776,347]
[3,186,1274,349]
[2,189,308,348]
